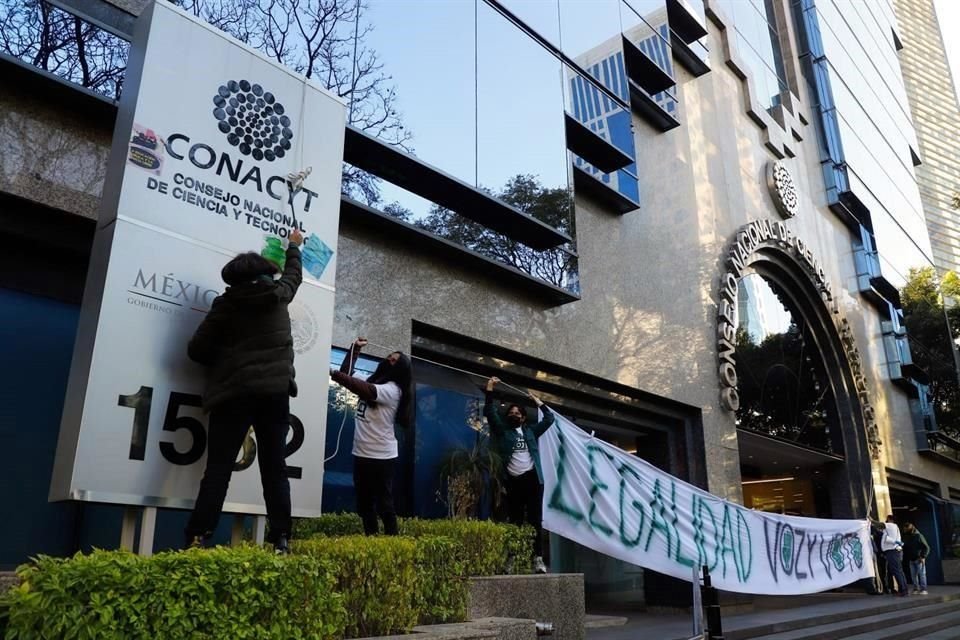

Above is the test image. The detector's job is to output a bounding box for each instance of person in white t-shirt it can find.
[484,376,556,574]
[331,338,415,535]
[881,515,909,597]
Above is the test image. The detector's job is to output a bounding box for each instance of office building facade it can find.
[3,0,960,601]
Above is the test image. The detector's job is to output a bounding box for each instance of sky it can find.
[935,0,960,103]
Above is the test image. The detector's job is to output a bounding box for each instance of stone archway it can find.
[716,220,878,518]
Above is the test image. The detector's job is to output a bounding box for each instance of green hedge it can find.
[295,536,418,638]
[0,547,344,640]
[294,513,536,576]
[399,518,535,576]
[411,536,466,625]
[292,512,363,538]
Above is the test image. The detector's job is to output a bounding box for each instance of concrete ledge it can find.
[468,574,585,640]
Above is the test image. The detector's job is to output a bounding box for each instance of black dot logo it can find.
[212,80,292,162]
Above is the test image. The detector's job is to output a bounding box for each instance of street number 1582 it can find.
[117,386,305,478]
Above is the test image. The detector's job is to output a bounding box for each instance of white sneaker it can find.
[921,590,929,595]
[533,556,547,574]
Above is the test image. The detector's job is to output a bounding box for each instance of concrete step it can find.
[584,614,628,629]
[922,624,960,640]
[745,600,959,640]
[840,608,960,640]
[726,593,960,639]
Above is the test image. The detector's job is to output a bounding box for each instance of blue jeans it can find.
[910,559,928,591]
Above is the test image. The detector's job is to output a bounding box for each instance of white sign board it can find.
[541,412,875,595]
[50,1,346,517]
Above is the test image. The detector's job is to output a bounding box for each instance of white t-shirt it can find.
[506,427,535,477]
[882,522,903,552]
[352,381,402,459]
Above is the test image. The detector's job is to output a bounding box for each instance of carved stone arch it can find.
[718,221,877,518]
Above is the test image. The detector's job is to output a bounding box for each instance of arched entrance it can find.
[717,221,878,520]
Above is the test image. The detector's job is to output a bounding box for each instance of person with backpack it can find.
[331,338,415,535]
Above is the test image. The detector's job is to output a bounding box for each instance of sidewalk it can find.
[586,586,960,640]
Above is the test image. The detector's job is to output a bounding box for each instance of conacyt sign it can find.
[716,220,880,459]
[50,1,346,515]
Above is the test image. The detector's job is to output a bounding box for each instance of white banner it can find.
[541,412,875,595]
[50,1,346,516]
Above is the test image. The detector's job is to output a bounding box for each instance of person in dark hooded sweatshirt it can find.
[183,228,303,553]
[331,337,415,535]
[485,376,555,574]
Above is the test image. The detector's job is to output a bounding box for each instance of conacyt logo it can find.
[212,80,293,162]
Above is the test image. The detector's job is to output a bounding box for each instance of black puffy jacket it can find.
[188,246,302,411]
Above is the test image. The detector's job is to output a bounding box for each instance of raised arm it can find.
[274,230,303,304]
[339,338,367,375]
[331,338,377,401]
[528,393,556,437]
[483,377,508,436]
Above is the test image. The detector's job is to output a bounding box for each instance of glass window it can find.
[356,0,477,191]
[559,0,623,76]
[565,66,639,203]
[735,274,842,454]
[0,0,128,100]
[714,0,787,110]
[477,0,570,226]
[499,0,561,45]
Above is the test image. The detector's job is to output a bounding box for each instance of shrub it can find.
[399,518,535,576]
[412,535,467,625]
[297,514,536,576]
[292,512,363,538]
[1,546,344,640]
[295,536,418,638]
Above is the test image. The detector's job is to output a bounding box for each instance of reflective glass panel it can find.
[621,0,673,76]
[0,0,128,99]
[357,0,477,194]
[714,0,786,109]
[565,66,639,203]
[559,0,623,81]
[735,274,841,454]
[477,0,571,229]
[499,0,561,45]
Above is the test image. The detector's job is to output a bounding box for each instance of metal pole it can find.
[120,506,138,551]
[137,506,157,557]
[692,563,704,637]
[702,566,724,640]
[253,515,267,545]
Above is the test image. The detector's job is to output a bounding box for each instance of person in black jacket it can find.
[902,522,931,594]
[484,376,555,573]
[184,229,303,553]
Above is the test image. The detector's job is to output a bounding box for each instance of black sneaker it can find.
[274,535,290,556]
